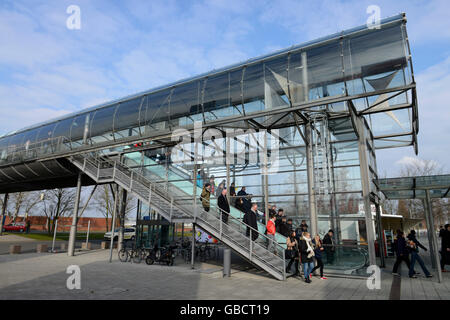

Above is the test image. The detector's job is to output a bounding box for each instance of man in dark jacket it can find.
[278,216,290,237]
[392,231,412,276]
[323,229,335,265]
[441,224,450,271]
[407,230,427,252]
[217,188,230,224]
[406,232,432,278]
[275,209,284,230]
[243,202,259,241]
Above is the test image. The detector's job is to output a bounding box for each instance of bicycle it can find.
[118,242,143,263]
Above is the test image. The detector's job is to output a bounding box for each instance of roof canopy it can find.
[375,174,450,199]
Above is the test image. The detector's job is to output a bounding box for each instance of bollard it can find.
[36,244,48,253]
[101,241,109,249]
[223,248,231,277]
[9,245,21,254]
[60,243,67,251]
[81,242,92,250]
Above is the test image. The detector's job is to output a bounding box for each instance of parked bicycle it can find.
[118,242,144,263]
[145,243,177,266]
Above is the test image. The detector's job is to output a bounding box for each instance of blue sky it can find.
[0,0,449,177]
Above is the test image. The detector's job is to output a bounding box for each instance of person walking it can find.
[216,179,226,198]
[26,219,31,234]
[196,170,203,188]
[392,230,412,276]
[275,209,284,230]
[311,234,327,280]
[266,213,277,254]
[407,230,431,277]
[201,183,211,212]
[209,176,216,195]
[235,197,244,213]
[230,182,236,205]
[323,229,335,265]
[407,238,432,278]
[217,188,230,224]
[441,224,450,272]
[439,226,445,239]
[244,202,259,242]
[299,220,308,233]
[286,230,300,276]
[278,216,290,237]
[299,232,315,283]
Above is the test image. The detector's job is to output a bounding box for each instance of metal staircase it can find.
[68,152,286,280]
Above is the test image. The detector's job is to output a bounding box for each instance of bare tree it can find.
[93,185,137,232]
[42,188,77,234]
[10,192,41,222]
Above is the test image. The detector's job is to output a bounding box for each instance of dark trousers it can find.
[221,212,229,224]
[409,251,430,277]
[440,250,449,269]
[203,207,210,212]
[286,251,299,274]
[393,255,411,273]
[311,257,324,277]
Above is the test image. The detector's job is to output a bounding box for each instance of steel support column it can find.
[68,172,82,256]
[263,131,269,225]
[109,184,119,263]
[422,198,436,268]
[191,223,196,269]
[425,191,442,282]
[118,188,127,252]
[0,193,8,236]
[375,203,385,268]
[356,120,376,267]
[305,122,317,237]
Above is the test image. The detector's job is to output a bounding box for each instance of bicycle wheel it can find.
[118,248,128,262]
[145,256,154,265]
[133,249,143,263]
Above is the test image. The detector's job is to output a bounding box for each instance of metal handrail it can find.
[3,135,72,161]
[198,195,286,277]
[76,151,286,278]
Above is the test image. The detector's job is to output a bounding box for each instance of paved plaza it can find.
[0,244,449,300]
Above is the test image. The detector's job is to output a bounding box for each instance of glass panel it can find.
[170,81,200,127]
[335,193,364,215]
[51,117,74,152]
[347,24,407,93]
[242,63,265,115]
[114,97,142,140]
[229,68,244,116]
[333,166,362,192]
[263,55,289,110]
[368,108,412,136]
[7,132,25,162]
[0,136,10,163]
[89,105,116,144]
[142,89,171,134]
[202,73,231,123]
[35,123,57,156]
[303,41,345,99]
[70,113,90,148]
[331,141,359,166]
